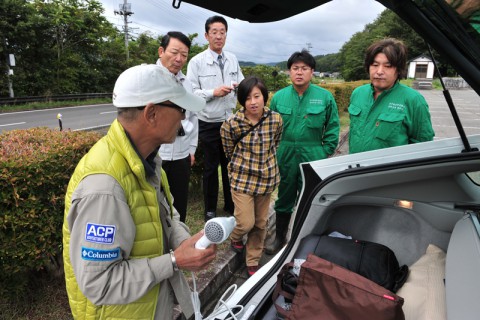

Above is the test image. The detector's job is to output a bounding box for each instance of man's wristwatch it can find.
[169,249,179,272]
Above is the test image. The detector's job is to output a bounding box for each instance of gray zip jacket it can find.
[187,49,244,122]
[67,157,194,319]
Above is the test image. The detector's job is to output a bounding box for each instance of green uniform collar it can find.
[370,80,400,101]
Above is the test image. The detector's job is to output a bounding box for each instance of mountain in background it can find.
[239,61,280,67]
[239,52,341,72]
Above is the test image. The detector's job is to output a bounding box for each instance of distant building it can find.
[407,55,434,79]
[330,72,340,78]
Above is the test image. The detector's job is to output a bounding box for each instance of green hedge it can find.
[0,127,101,299]
[320,80,369,117]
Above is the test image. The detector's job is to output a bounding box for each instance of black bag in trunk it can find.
[294,234,409,292]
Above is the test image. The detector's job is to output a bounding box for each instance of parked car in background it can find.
[176,1,480,319]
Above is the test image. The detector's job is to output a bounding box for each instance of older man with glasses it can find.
[156,31,198,223]
[62,64,216,320]
[187,15,244,222]
[265,49,340,255]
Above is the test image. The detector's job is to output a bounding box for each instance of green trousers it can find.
[274,147,309,216]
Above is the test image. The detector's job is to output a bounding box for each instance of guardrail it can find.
[0,93,112,106]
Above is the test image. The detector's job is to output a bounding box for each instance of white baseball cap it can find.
[112,64,205,112]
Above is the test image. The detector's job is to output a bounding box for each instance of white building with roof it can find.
[407,55,435,79]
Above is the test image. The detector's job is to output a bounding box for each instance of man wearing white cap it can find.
[62,64,216,320]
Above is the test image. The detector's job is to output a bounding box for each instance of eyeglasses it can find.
[208,30,227,37]
[291,66,312,73]
[136,102,186,114]
[155,102,186,114]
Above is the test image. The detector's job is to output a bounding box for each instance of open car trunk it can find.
[238,136,480,319]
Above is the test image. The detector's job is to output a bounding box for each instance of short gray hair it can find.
[117,107,144,122]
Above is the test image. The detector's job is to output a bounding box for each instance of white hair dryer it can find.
[195,216,236,249]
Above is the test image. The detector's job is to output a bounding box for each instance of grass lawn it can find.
[0,98,112,113]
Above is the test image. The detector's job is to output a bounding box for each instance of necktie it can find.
[218,55,224,72]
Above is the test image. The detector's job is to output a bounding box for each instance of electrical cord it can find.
[191,271,244,320]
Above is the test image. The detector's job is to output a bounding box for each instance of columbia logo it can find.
[81,247,120,261]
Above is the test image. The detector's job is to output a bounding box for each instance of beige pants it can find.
[230,189,271,266]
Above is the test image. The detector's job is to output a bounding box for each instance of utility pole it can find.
[114,0,133,61]
[4,37,14,97]
[7,54,14,98]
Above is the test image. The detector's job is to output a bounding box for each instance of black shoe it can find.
[265,214,290,255]
[223,206,234,216]
[264,236,284,255]
[205,211,216,221]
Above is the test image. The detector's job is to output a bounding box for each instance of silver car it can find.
[177,1,480,319]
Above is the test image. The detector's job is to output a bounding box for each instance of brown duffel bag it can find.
[273,253,405,320]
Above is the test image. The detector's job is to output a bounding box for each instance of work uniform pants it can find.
[198,120,234,214]
[162,155,191,223]
[230,189,271,266]
[274,147,304,217]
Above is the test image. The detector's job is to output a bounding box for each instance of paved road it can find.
[0,103,116,133]
[424,89,480,139]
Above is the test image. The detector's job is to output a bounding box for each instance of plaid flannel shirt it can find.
[220,107,283,195]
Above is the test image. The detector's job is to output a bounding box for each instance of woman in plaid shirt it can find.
[221,76,283,276]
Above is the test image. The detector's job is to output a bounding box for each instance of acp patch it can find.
[85,223,116,244]
[82,247,120,261]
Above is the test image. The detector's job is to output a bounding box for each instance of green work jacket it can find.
[348,82,434,154]
[270,84,340,163]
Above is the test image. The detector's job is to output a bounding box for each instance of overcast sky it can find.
[100,0,386,64]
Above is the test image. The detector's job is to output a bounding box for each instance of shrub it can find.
[0,127,101,300]
[320,80,369,118]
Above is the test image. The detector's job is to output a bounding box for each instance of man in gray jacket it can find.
[62,64,216,320]
[157,31,198,223]
[187,15,244,221]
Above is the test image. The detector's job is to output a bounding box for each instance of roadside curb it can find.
[192,248,244,313]
[174,247,244,318]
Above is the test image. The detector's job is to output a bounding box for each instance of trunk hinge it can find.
[427,44,478,153]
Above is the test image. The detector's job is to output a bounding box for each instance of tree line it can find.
[1,0,455,98]
[283,10,455,81]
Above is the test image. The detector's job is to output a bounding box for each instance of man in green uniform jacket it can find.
[348,38,435,154]
[266,50,340,254]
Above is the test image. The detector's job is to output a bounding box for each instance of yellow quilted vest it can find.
[62,119,173,319]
